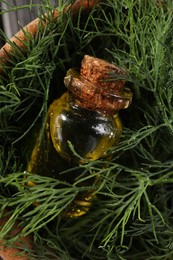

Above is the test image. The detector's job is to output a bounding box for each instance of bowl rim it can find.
[0,0,100,74]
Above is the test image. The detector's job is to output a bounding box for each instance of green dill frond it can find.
[1,0,173,259]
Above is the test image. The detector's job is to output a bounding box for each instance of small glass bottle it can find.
[27,55,132,217]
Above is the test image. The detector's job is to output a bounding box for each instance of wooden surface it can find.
[1,0,57,40]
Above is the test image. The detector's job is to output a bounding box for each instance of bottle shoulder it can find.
[48,92,70,116]
[48,92,121,126]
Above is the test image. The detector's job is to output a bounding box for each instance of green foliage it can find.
[1,0,173,259]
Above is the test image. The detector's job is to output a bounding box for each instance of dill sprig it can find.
[1,0,173,259]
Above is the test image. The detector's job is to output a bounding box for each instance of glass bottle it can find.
[27,55,132,217]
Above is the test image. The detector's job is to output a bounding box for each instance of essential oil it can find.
[27,55,132,217]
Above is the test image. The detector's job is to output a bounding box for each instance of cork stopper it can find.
[64,55,132,112]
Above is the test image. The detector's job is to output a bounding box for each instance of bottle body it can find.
[27,92,122,217]
[27,54,133,217]
[49,92,122,163]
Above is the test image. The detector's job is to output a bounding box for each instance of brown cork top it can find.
[64,55,132,112]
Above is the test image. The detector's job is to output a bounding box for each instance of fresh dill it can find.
[0,0,173,259]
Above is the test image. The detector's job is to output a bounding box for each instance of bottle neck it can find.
[68,92,119,116]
